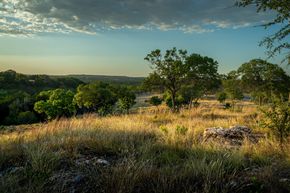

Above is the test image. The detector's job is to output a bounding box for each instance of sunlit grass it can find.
[0,101,289,193]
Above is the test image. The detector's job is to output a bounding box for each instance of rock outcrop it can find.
[203,125,263,147]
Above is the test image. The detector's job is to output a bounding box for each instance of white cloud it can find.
[0,0,274,36]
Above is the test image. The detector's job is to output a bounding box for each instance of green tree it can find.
[238,59,290,104]
[178,85,203,108]
[260,96,290,150]
[216,92,228,104]
[145,48,188,112]
[163,92,184,110]
[34,89,76,120]
[116,86,136,114]
[186,53,220,96]
[150,96,163,106]
[237,0,290,62]
[17,111,38,124]
[142,72,165,92]
[74,82,117,115]
[223,72,244,108]
[0,91,36,125]
[149,96,163,108]
[144,48,219,112]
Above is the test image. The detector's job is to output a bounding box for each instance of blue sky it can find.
[0,0,288,76]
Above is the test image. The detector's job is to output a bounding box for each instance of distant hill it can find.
[54,74,145,85]
[0,70,83,94]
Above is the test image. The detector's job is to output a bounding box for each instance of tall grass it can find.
[0,102,289,193]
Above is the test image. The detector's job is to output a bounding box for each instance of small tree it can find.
[149,96,162,109]
[260,96,290,150]
[74,82,117,115]
[216,92,227,104]
[116,87,136,114]
[178,85,203,108]
[144,48,219,112]
[163,92,184,110]
[144,48,188,112]
[223,72,244,109]
[238,59,290,103]
[34,89,76,120]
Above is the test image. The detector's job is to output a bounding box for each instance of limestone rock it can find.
[203,125,261,147]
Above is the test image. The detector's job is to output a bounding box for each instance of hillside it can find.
[1,102,289,193]
[0,70,83,94]
[54,74,145,85]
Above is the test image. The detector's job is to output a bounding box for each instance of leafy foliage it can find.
[260,96,290,148]
[186,53,220,93]
[0,90,37,125]
[0,70,83,94]
[178,85,203,107]
[237,0,290,62]
[216,92,228,104]
[34,89,76,120]
[74,82,117,115]
[17,111,38,125]
[144,48,219,111]
[116,86,136,114]
[222,72,244,106]
[149,96,163,107]
[144,48,188,112]
[238,59,290,104]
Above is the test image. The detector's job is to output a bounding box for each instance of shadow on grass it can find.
[0,128,289,193]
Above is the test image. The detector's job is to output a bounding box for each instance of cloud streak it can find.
[0,0,274,36]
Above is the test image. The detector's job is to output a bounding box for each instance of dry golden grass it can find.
[0,101,289,193]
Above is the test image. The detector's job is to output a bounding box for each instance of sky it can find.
[0,0,288,77]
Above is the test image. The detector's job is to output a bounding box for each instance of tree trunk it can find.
[171,91,177,113]
[279,128,284,152]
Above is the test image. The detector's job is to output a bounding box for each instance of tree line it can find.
[0,49,289,126]
[0,70,137,125]
[34,82,136,120]
[144,48,290,112]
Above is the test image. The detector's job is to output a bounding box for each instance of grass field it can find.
[0,101,290,193]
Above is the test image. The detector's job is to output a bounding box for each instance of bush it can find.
[260,96,290,149]
[216,92,227,104]
[17,111,38,124]
[149,96,162,107]
[34,89,76,120]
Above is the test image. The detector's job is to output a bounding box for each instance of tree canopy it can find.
[237,0,290,63]
[144,48,188,112]
[115,86,136,114]
[238,59,290,103]
[74,82,118,115]
[34,89,76,120]
[144,48,219,111]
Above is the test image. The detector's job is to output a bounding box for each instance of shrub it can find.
[216,92,227,104]
[175,125,188,136]
[149,96,162,107]
[17,111,38,124]
[260,96,290,149]
[34,89,76,120]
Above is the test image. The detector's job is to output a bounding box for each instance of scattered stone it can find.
[75,157,110,166]
[95,159,110,166]
[9,166,25,174]
[46,171,88,193]
[203,125,263,147]
[279,178,290,183]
